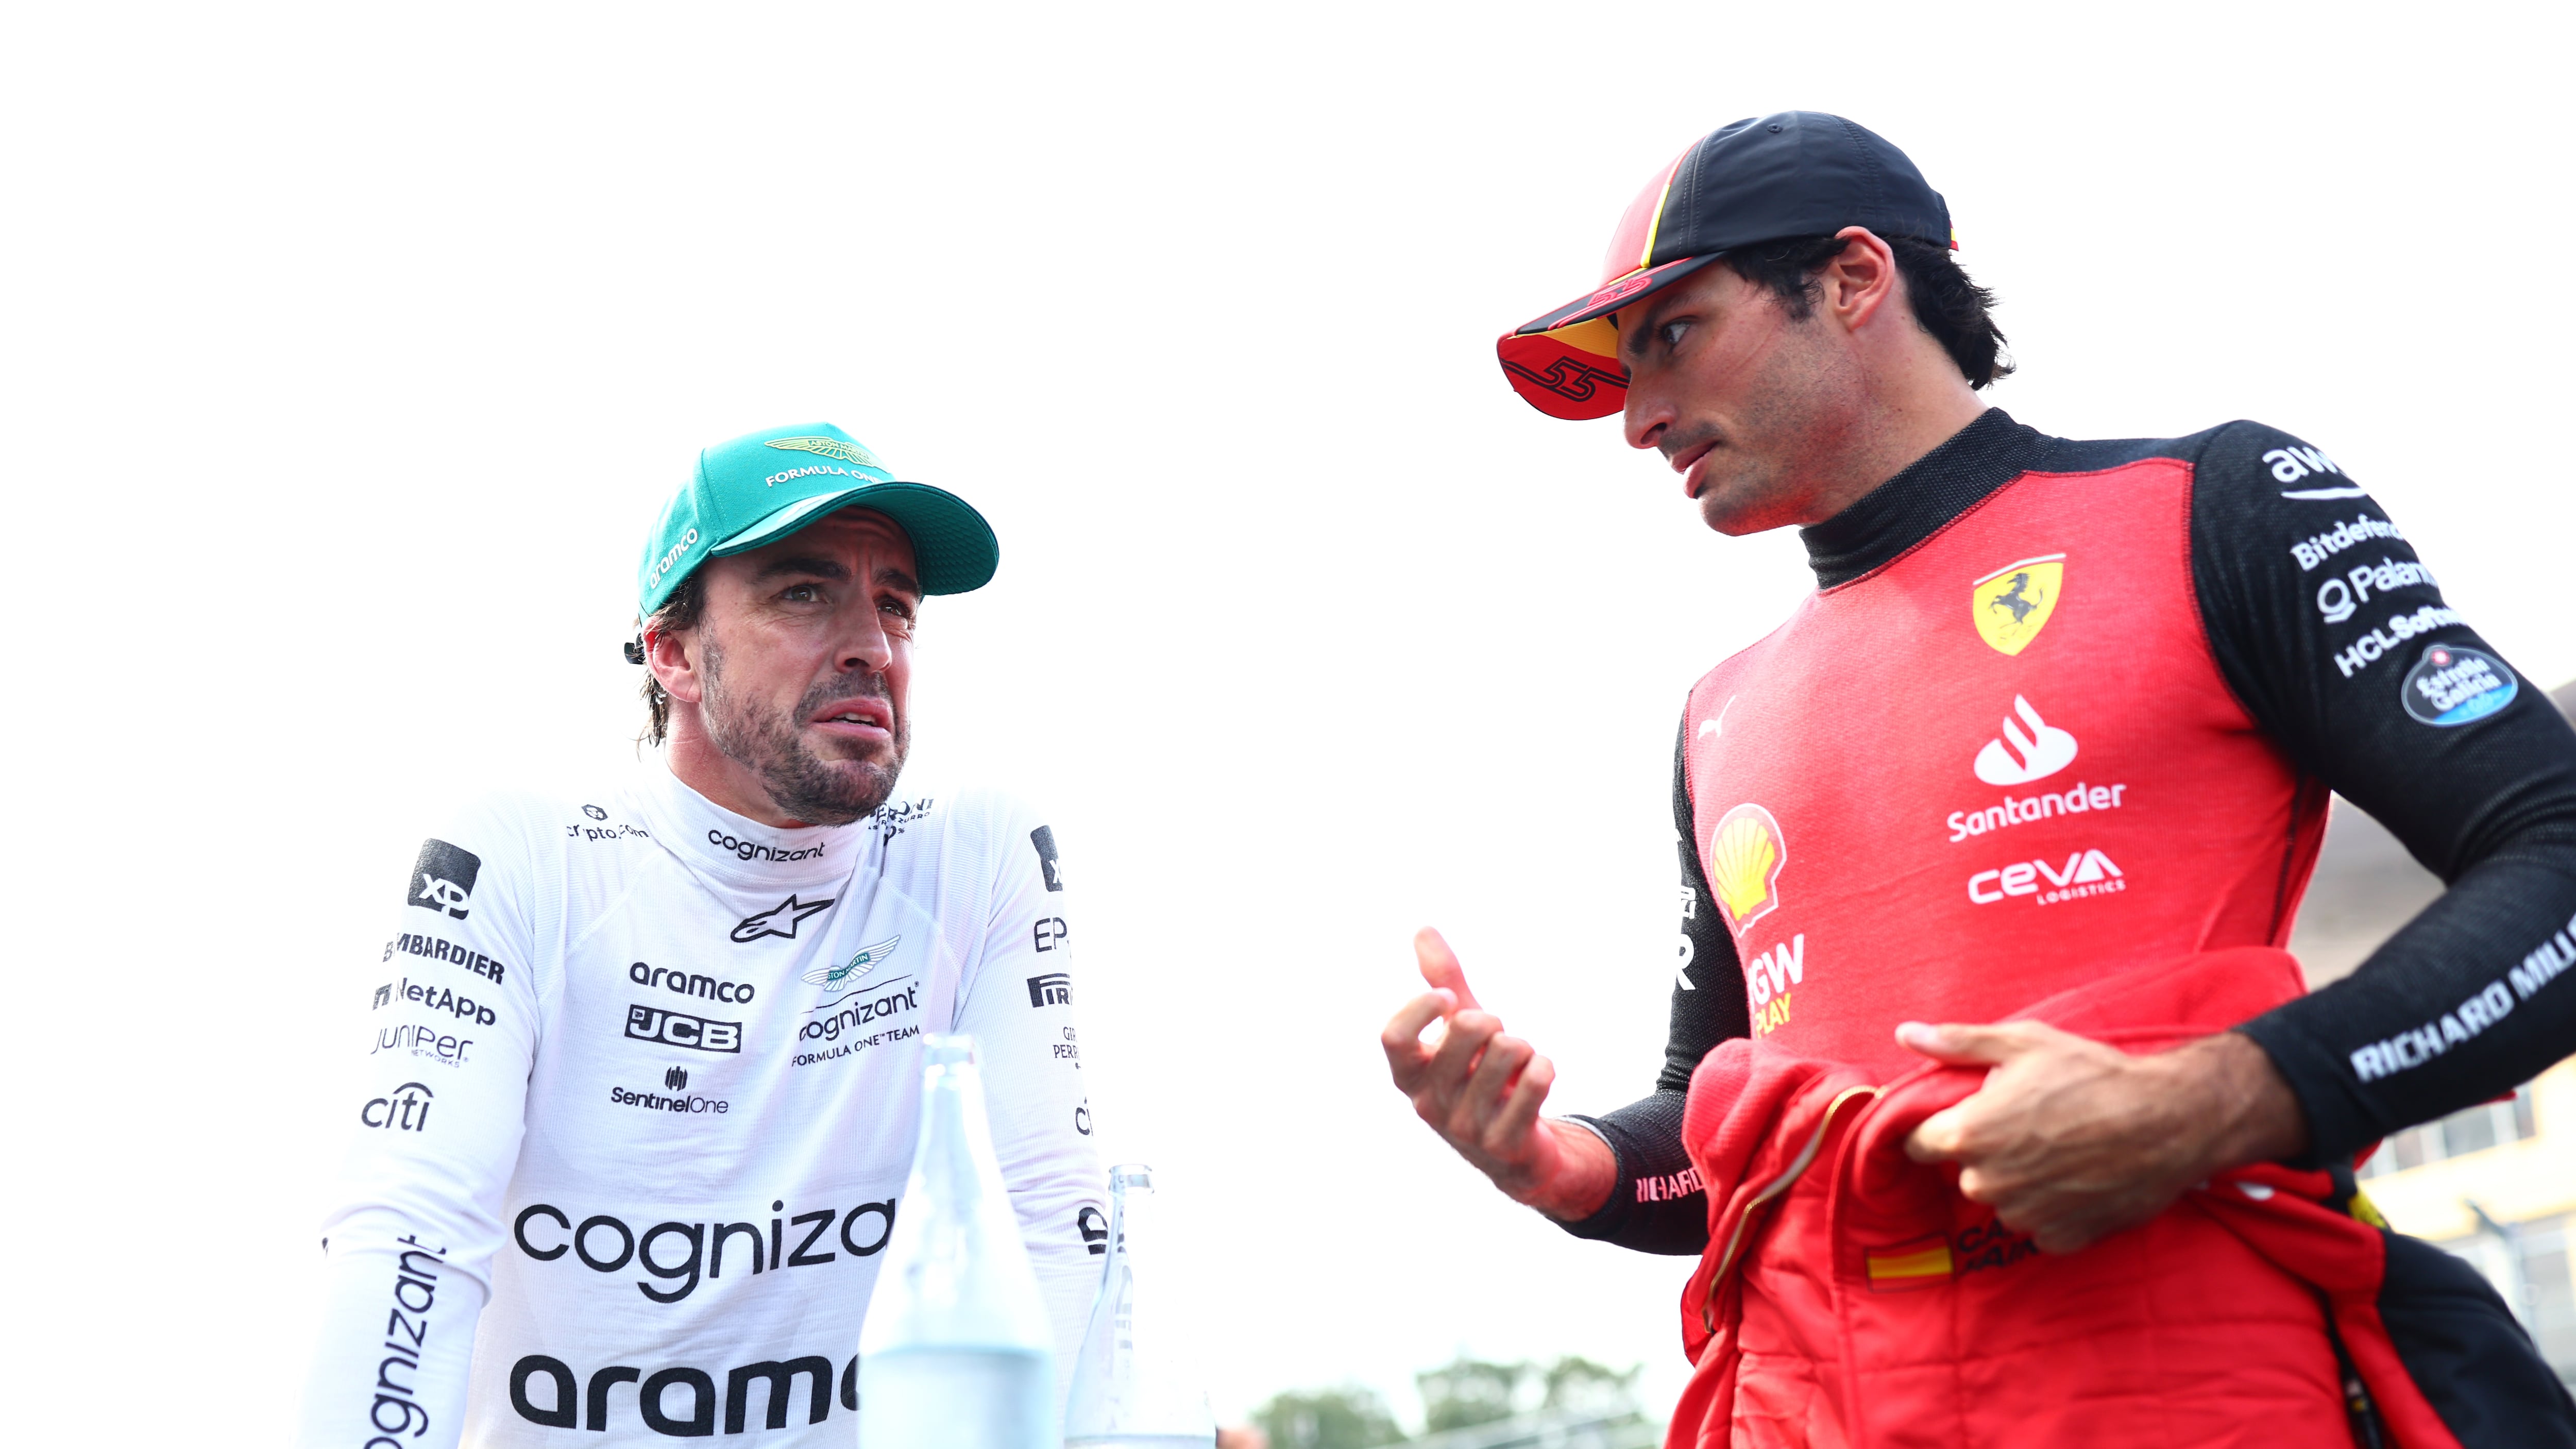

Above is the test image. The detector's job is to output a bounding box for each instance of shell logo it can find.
[1709,803,1787,929]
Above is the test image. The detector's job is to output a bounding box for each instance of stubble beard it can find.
[701,643,909,827]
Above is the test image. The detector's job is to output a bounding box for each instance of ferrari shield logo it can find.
[1971,554,2065,655]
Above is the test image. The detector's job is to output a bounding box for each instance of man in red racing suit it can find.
[1380,112,2576,1447]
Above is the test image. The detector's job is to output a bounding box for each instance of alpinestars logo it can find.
[802,936,901,1008]
[408,839,482,920]
[1973,697,2078,786]
[732,895,835,943]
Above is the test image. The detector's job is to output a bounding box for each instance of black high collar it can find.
[1797,409,2047,589]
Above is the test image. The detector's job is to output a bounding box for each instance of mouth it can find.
[807,698,894,743]
[1669,437,1722,499]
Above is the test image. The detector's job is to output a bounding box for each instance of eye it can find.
[779,583,824,603]
[1658,318,1691,348]
[879,597,919,633]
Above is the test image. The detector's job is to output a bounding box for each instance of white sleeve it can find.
[294,798,546,1449]
[951,799,1108,1384]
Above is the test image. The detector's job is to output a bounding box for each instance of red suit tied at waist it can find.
[1668,948,2458,1449]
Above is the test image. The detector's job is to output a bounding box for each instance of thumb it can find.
[1415,928,1483,1012]
[1895,1020,2033,1067]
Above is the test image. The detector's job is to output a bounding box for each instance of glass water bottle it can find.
[1064,1163,1216,1449]
[857,1035,1056,1448]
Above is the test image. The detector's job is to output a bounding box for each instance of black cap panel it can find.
[1649,111,1951,268]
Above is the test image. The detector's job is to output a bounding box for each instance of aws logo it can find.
[1708,804,1786,930]
[1970,554,2063,655]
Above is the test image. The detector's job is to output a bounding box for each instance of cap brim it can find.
[1497,253,1722,420]
[711,481,999,595]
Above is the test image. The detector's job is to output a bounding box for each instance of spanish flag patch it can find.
[1865,1235,1954,1292]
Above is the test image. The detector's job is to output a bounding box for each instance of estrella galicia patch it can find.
[2400,644,2519,727]
[409,839,482,920]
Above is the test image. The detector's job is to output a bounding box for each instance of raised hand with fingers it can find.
[1380,928,1617,1221]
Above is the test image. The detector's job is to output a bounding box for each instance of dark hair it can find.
[1720,233,2013,389]
[635,569,706,747]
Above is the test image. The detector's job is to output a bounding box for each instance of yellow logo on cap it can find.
[765,436,885,469]
[1971,554,2065,656]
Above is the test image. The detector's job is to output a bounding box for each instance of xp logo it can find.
[663,1066,688,1091]
[361,1081,435,1132]
[1026,972,1072,1008]
[802,936,901,1009]
[731,894,834,943]
[626,1004,743,1054]
[408,839,482,920]
[1030,826,1064,892]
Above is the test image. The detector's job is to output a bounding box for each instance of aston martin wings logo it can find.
[764,436,884,469]
[803,936,901,990]
[1971,554,2065,656]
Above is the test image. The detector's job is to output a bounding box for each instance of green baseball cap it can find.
[635,422,999,617]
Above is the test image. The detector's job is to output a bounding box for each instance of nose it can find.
[1624,378,1673,453]
[835,605,894,676]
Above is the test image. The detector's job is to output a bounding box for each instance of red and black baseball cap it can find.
[1497,112,1956,420]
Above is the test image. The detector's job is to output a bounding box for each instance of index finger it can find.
[1381,988,1459,1083]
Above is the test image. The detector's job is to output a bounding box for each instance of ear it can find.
[1818,226,1900,332]
[646,619,705,706]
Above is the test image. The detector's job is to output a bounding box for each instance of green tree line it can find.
[1251,1355,1641,1449]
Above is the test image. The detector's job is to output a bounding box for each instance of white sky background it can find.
[4,0,2571,1437]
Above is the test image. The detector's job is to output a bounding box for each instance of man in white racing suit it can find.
[295,423,1104,1446]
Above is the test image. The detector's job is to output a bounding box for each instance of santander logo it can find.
[1973,696,2078,787]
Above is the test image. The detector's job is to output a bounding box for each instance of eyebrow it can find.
[1619,296,1677,362]
[753,555,922,599]
[754,555,849,583]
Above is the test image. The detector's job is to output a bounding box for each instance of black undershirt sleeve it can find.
[2183,422,2576,1164]
[1558,717,1747,1255]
